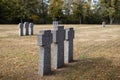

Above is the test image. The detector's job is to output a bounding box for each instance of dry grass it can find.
[0,24,120,80]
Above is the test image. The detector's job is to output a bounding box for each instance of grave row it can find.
[18,22,34,36]
[37,25,75,76]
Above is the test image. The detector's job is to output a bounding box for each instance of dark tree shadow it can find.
[51,57,120,80]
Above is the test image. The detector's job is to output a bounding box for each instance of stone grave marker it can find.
[53,21,58,29]
[38,30,52,76]
[18,23,23,36]
[24,22,29,35]
[52,26,65,69]
[102,21,106,27]
[29,23,34,35]
[64,28,74,63]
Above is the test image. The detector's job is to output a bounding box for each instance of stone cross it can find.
[37,30,52,76]
[102,21,106,27]
[52,26,65,69]
[53,21,58,29]
[29,23,34,35]
[18,23,23,36]
[24,22,29,35]
[64,28,74,63]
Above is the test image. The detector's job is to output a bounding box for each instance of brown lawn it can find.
[0,24,120,80]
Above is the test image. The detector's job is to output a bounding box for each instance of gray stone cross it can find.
[64,28,74,63]
[29,23,34,35]
[52,26,65,69]
[24,22,29,35]
[37,30,52,76]
[18,23,23,36]
[102,21,106,27]
[53,21,58,29]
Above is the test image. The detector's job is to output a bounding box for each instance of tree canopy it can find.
[0,0,120,24]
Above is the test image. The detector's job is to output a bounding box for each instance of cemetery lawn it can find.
[0,24,120,80]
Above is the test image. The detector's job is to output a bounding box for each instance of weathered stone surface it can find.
[38,30,52,76]
[29,23,34,35]
[102,21,106,27]
[64,28,74,63]
[24,22,29,35]
[53,21,58,29]
[52,26,65,69]
[18,23,23,36]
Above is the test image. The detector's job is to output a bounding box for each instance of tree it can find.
[49,0,63,21]
[0,0,15,23]
[100,0,119,24]
[0,0,42,23]
[34,0,49,23]
[16,0,40,22]
[72,0,91,24]
[72,0,82,24]
[0,0,8,23]
[62,0,73,23]
[62,0,73,15]
[114,0,120,24]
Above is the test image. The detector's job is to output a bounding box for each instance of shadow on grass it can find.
[52,57,120,80]
[0,57,120,80]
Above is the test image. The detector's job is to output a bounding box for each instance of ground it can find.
[0,24,120,80]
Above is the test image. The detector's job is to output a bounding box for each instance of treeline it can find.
[0,0,120,24]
